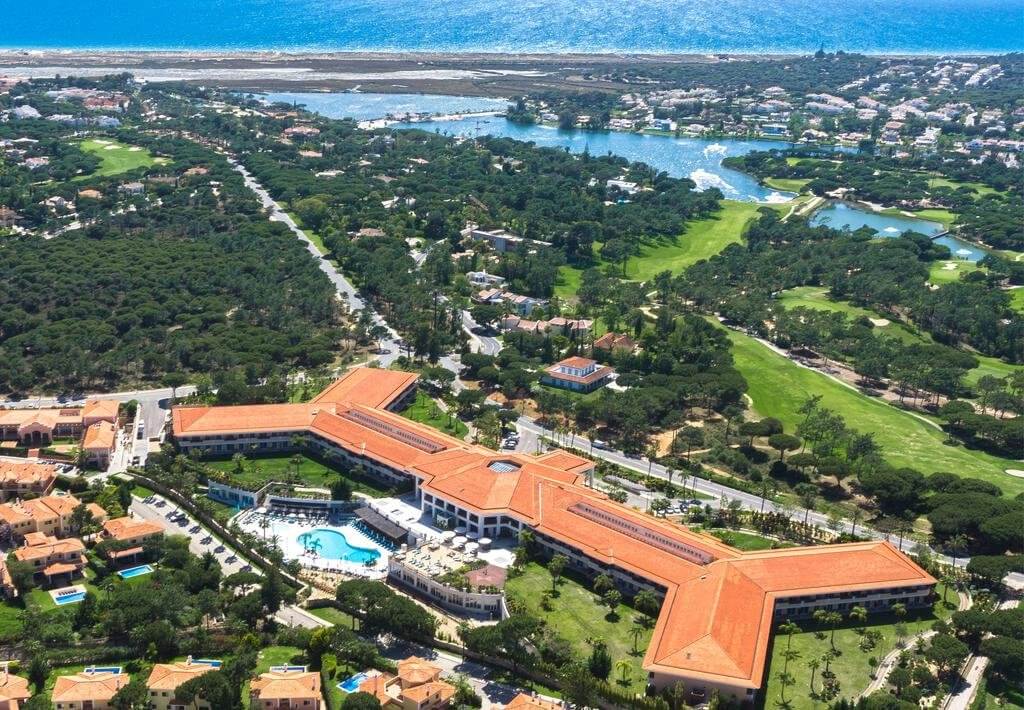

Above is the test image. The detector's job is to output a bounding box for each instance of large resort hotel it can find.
[172,368,936,702]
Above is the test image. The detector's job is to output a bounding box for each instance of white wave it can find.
[759,191,792,204]
[689,168,738,194]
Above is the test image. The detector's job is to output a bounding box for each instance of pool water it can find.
[338,671,372,693]
[118,564,154,579]
[297,528,380,564]
[54,591,86,605]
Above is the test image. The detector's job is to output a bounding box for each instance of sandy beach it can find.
[0,49,791,95]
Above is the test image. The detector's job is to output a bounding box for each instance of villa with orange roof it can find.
[0,665,29,710]
[0,460,56,501]
[249,666,321,709]
[146,657,222,710]
[353,657,455,710]
[0,494,105,540]
[51,667,129,710]
[503,693,563,710]
[171,368,935,703]
[0,399,119,448]
[100,516,164,563]
[540,356,614,393]
[13,532,86,588]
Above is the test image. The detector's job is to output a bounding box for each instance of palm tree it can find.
[259,516,270,540]
[807,658,820,696]
[778,620,801,654]
[615,659,631,686]
[850,507,863,537]
[629,623,645,655]
[947,533,969,567]
[777,671,795,705]
[849,605,868,632]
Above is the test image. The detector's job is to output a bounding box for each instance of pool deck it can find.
[236,511,389,578]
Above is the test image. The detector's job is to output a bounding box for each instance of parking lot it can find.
[129,494,256,578]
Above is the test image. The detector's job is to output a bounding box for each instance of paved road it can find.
[129,494,253,577]
[461,310,502,357]
[230,157,425,375]
[381,640,539,709]
[516,417,957,564]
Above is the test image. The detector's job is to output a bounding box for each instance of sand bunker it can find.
[1006,469,1024,478]
[869,318,891,327]
[128,146,142,151]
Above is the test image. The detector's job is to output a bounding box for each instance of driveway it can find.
[129,494,253,577]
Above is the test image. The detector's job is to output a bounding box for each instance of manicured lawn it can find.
[400,390,468,438]
[761,586,954,709]
[1009,287,1024,313]
[708,528,788,551]
[763,177,810,193]
[131,484,156,499]
[776,287,1022,394]
[309,606,358,628]
[777,287,928,345]
[255,645,306,674]
[286,211,328,255]
[926,177,1002,197]
[206,454,392,497]
[964,354,1024,389]
[77,139,165,177]
[0,602,23,642]
[505,562,654,694]
[928,259,984,285]
[887,207,957,228]
[44,660,138,694]
[723,326,1024,496]
[555,201,762,296]
[25,588,59,611]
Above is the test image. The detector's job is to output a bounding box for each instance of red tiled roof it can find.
[169,367,936,692]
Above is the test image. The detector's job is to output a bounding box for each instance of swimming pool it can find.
[297,528,380,564]
[118,564,154,579]
[338,671,373,693]
[54,591,86,605]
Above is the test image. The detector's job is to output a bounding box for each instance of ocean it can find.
[3,0,1023,54]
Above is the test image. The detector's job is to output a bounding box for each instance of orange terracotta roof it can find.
[147,660,219,691]
[83,421,116,451]
[0,408,81,430]
[169,367,936,693]
[397,656,441,686]
[86,502,108,520]
[0,671,30,704]
[102,516,164,541]
[23,494,80,519]
[357,673,397,704]
[0,460,57,488]
[42,561,79,576]
[402,680,456,705]
[0,505,31,526]
[172,402,323,437]
[250,669,320,700]
[81,399,119,421]
[557,356,596,369]
[505,693,562,709]
[310,367,418,409]
[52,670,127,702]
[14,535,84,563]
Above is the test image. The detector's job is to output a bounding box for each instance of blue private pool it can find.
[118,564,154,579]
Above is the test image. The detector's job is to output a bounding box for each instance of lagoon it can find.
[811,202,985,262]
[262,92,508,122]
[267,92,796,203]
